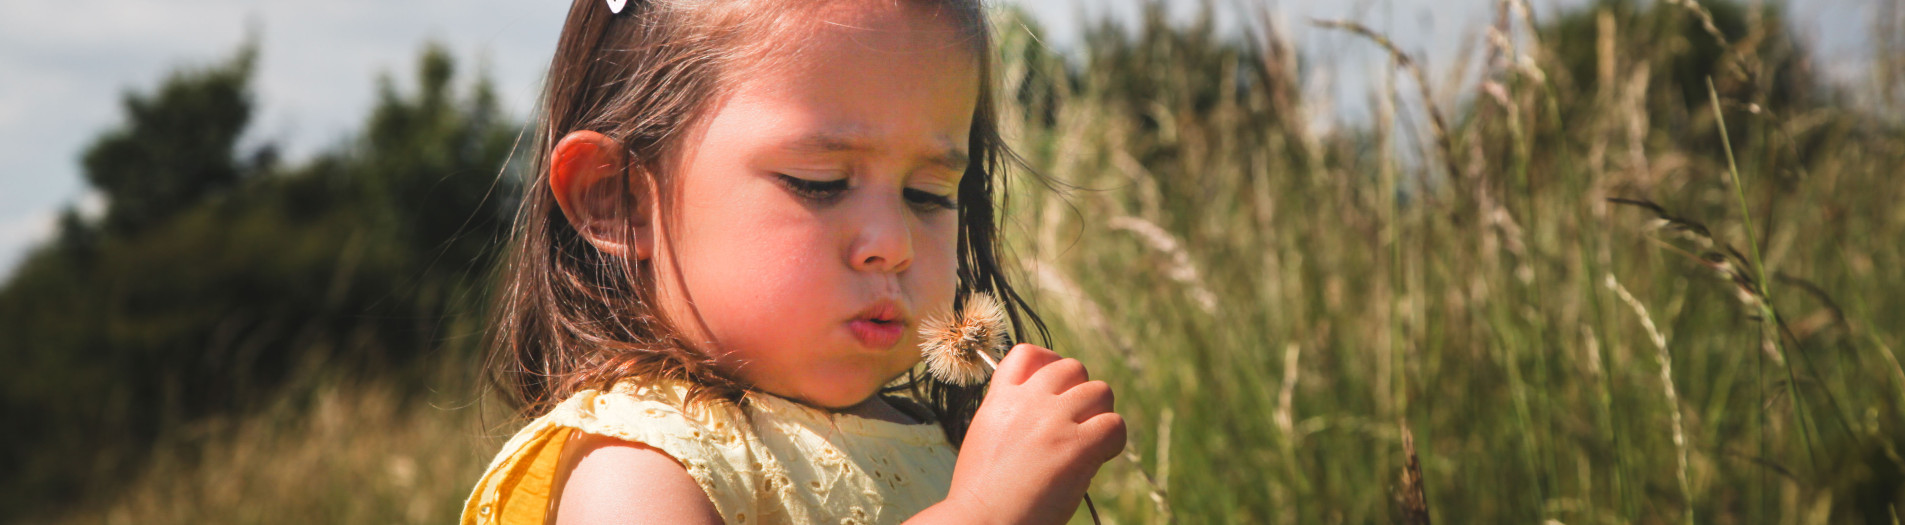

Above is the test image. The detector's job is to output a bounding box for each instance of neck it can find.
[836,395,924,425]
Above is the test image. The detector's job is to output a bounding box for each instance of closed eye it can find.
[777,174,848,203]
[779,173,956,212]
[904,188,957,211]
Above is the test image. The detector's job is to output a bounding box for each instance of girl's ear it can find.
[550,130,655,261]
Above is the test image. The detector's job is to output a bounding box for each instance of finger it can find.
[992,343,1060,386]
[1025,357,1089,395]
[1059,380,1115,423]
[1079,412,1128,463]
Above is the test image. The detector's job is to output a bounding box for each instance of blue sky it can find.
[0,0,1880,277]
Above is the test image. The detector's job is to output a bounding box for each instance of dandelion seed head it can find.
[918,293,1010,386]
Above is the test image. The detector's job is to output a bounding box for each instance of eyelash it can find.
[777,175,957,211]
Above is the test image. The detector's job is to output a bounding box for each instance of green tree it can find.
[1544,0,1818,135]
[0,43,519,518]
[354,44,521,276]
[80,46,269,234]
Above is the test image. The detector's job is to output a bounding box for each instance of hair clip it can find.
[606,0,626,14]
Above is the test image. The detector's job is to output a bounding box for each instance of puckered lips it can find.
[847,299,908,349]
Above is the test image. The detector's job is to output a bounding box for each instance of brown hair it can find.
[486,0,1046,447]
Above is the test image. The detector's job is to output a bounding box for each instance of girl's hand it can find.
[916,344,1126,524]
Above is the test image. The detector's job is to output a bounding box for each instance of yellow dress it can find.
[462,379,958,525]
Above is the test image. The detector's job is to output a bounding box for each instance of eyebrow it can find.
[786,130,971,173]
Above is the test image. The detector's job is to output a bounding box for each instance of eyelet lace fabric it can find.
[462,379,958,525]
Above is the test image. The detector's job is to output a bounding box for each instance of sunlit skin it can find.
[547,3,1124,524]
[646,7,973,413]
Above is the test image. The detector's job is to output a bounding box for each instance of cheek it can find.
[672,193,839,337]
[907,214,961,308]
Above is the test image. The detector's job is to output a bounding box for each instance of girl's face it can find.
[649,2,977,409]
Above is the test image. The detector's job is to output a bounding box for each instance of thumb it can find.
[991,343,1060,387]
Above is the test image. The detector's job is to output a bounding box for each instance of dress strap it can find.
[463,418,573,525]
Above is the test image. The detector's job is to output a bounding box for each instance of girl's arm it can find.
[552,432,724,525]
[909,344,1128,525]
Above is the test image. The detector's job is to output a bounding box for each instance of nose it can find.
[847,190,914,274]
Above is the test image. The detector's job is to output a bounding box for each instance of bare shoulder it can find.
[552,431,723,525]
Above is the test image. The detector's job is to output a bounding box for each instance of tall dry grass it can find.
[44,2,1905,523]
[49,370,503,525]
[995,1,1905,522]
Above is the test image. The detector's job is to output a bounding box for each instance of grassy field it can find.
[41,1,1905,523]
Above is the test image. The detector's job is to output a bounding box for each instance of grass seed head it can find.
[918,292,1010,386]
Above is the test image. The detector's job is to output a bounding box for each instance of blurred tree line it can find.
[0,43,520,516]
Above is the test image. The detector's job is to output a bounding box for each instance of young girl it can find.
[463,0,1125,523]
